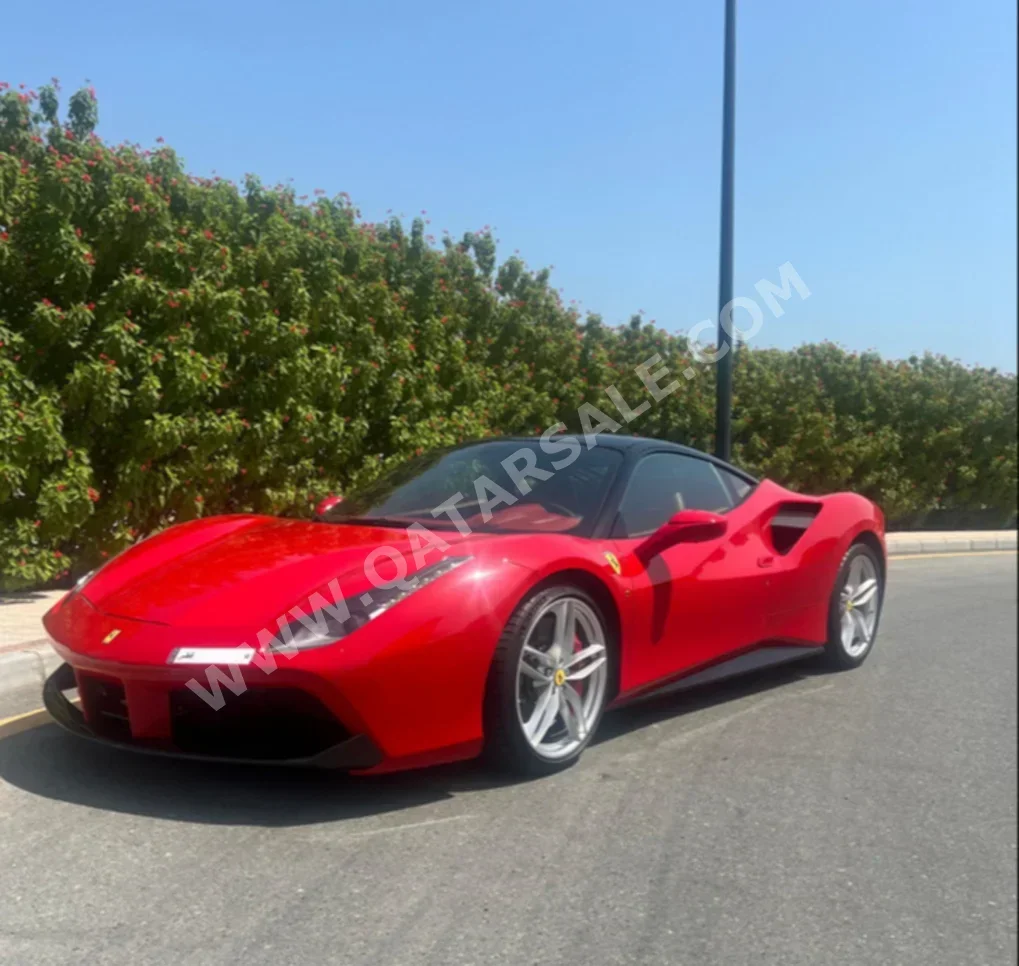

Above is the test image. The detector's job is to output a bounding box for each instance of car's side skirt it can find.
[614,643,821,707]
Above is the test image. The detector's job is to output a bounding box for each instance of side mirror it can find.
[636,509,727,560]
[314,494,343,519]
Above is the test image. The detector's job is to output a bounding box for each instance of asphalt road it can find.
[0,553,1015,966]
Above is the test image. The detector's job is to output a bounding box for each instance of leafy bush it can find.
[1,83,1015,588]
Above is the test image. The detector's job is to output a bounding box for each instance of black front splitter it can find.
[43,663,382,770]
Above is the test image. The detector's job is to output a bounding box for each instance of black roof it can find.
[581,434,696,454]
[495,434,758,483]
[498,433,690,452]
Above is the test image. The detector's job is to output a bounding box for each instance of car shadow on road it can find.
[0,659,829,828]
[0,723,506,827]
[595,659,829,746]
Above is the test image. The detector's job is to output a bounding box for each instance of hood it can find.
[84,516,479,629]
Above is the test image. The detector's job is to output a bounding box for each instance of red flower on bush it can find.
[0,81,1013,590]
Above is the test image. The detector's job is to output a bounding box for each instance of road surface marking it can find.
[338,814,476,841]
[0,707,51,729]
[0,699,78,734]
[0,707,52,734]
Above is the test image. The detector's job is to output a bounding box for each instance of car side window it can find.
[612,453,735,538]
[718,467,755,505]
[673,456,734,515]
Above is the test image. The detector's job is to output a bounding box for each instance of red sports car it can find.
[42,434,886,776]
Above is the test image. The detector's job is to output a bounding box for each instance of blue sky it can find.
[6,0,1016,370]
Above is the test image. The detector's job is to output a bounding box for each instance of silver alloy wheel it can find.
[839,554,880,658]
[515,596,608,761]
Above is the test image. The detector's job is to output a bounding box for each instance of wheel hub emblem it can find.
[553,668,566,687]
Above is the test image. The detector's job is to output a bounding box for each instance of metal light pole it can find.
[714,0,737,461]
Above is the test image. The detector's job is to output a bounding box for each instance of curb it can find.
[0,640,62,723]
[886,531,1017,556]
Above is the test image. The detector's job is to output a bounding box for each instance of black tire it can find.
[822,542,885,670]
[483,583,614,777]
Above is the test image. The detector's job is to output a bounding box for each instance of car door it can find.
[609,452,775,694]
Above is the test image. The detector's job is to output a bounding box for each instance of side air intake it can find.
[768,503,822,555]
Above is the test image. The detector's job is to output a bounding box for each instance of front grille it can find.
[78,674,131,742]
[169,686,349,761]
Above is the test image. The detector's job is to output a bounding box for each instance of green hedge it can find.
[1,84,1016,589]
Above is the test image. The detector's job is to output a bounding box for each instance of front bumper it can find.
[43,662,383,770]
[41,571,524,773]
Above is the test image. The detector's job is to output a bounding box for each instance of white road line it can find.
[336,813,476,842]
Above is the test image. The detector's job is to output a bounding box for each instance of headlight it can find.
[73,569,96,592]
[272,555,472,653]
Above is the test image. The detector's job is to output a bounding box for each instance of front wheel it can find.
[823,543,884,670]
[484,585,612,776]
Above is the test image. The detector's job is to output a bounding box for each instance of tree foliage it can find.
[1,83,1015,588]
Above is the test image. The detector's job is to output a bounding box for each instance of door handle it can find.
[757,555,775,569]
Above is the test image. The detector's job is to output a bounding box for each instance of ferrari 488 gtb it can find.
[43,435,886,776]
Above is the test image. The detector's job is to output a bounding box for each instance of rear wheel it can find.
[823,543,884,670]
[484,584,612,776]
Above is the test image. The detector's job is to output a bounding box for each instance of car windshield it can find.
[323,439,623,536]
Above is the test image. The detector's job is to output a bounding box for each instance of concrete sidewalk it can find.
[0,531,1015,720]
[0,591,65,721]
[1,590,64,654]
